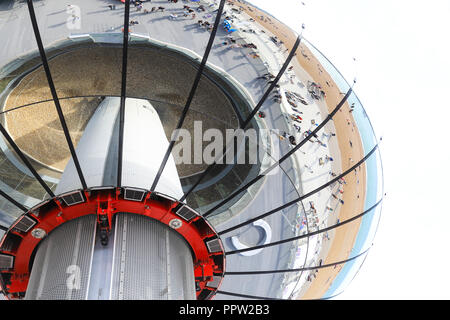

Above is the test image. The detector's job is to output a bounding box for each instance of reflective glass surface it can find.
[0,0,383,300]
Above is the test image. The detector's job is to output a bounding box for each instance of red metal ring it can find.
[0,187,225,300]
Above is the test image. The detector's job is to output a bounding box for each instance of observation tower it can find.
[0,0,383,300]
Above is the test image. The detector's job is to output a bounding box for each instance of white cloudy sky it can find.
[252,0,450,299]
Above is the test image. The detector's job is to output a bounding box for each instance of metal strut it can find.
[117,0,131,188]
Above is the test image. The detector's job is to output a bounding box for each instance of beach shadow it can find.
[47,9,66,16]
[215,28,229,37]
[129,11,150,18]
[183,23,200,31]
[244,79,263,89]
[146,16,171,23]
[232,53,246,61]
[224,62,249,73]
[48,21,67,28]
[86,9,113,15]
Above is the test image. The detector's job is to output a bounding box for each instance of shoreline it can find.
[229,0,367,299]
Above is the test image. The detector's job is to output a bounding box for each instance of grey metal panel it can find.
[110,213,195,300]
[25,215,97,300]
[59,191,85,206]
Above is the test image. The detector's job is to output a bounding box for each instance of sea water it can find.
[303,40,384,298]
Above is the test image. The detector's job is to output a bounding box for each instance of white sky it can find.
[252,0,450,299]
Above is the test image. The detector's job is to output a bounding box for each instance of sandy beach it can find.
[229,0,367,298]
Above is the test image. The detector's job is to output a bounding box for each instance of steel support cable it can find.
[225,198,382,255]
[179,35,302,202]
[224,246,370,276]
[293,198,311,299]
[321,248,371,300]
[267,153,312,298]
[220,141,381,298]
[149,0,226,193]
[0,189,28,213]
[242,36,303,129]
[0,123,55,198]
[203,85,354,217]
[218,142,379,236]
[262,144,313,300]
[220,147,379,297]
[27,0,87,190]
[216,247,370,300]
[117,0,131,187]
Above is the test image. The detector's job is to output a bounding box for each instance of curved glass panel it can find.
[0,201,23,227]
[0,0,383,301]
